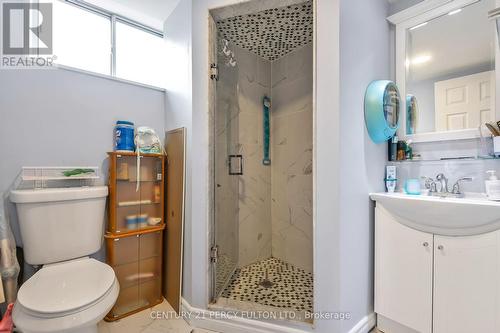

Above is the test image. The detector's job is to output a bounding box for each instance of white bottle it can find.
[386,165,397,193]
[485,170,500,201]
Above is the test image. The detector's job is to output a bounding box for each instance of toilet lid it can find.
[18,258,115,315]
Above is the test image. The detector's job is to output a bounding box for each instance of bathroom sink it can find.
[370,192,500,236]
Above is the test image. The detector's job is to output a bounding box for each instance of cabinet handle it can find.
[437,245,444,250]
[422,242,429,247]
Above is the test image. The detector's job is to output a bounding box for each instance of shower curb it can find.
[181,298,376,333]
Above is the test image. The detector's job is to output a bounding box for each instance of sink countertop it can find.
[369,192,500,236]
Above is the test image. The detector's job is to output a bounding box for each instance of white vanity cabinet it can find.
[433,232,500,333]
[375,205,500,333]
[375,205,433,333]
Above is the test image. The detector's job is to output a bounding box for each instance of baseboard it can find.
[348,313,376,333]
[182,298,376,333]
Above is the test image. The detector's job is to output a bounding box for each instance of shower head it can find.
[219,38,237,67]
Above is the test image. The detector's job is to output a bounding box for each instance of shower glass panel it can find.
[210,1,314,322]
[213,34,240,297]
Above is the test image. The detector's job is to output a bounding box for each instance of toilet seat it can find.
[17,258,115,318]
[13,279,119,333]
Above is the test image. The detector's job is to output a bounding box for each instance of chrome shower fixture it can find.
[219,38,237,67]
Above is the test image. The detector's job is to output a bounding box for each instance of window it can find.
[115,21,167,88]
[53,1,111,75]
[52,1,166,88]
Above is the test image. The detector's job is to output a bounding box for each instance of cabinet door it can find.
[434,231,500,333]
[138,231,162,307]
[114,155,141,233]
[108,235,140,317]
[375,205,433,333]
[138,156,163,231]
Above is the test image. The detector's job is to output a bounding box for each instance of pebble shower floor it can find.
[221,257,313,314]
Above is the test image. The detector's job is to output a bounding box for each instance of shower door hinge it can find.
[210,63,219,81]
[210,245,219,263]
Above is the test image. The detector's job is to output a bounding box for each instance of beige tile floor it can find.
[98,299,381,333]
[98,300,215,333]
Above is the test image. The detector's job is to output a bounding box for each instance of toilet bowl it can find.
[13,258,119,333]
[9,186,117,333]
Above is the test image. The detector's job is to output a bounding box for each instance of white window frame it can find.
[55,0,165,91]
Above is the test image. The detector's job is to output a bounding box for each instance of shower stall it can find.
[209,0,314,323]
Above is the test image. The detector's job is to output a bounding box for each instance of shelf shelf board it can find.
[116,179,161,182]
[22,175,100,181]
[108,151,164,158]
[112,255,160,268]
[389,156,500,163]
[117,200,161,207]
[105,225,165,238]
[21,166,100,181]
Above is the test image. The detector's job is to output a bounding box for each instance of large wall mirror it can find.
[390,0,498,142]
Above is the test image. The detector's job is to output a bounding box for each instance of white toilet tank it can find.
[10,186,108,265]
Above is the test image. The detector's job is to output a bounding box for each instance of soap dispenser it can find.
[485,170,500,201]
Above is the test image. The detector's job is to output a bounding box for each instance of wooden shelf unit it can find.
[105,151,166,321]
[108,151,165,235]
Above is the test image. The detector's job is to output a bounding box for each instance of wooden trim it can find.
[163,127,186,314]
[105,234,115,266]
[107,151,165,158]
[104,298,164,322]
[104,225,165,239]
[108,153,117,234]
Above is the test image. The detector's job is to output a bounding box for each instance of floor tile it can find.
[220,257,313,314]
[98,300,216,333]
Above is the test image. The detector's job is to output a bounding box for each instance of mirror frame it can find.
[388,0,498,143]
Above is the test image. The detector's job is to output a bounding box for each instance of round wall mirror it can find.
[364,80,401,143]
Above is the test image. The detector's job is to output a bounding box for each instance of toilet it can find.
[9,186,119,333]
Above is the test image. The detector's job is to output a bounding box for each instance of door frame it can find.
[206,0,317,304]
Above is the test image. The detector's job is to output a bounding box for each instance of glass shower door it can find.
[211,25,240,299]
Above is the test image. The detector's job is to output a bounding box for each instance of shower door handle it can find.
[229,155,243,175]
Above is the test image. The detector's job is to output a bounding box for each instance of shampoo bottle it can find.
[388,136,398,161]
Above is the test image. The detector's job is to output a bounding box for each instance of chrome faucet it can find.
[422,176,437,193]
[436,173,449,193]
[422,174,473,197]
[451,177,473,195]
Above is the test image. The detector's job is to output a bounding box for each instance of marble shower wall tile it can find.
[270,44,313,273]
[235,44,273,267]
[215,38,313,272]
